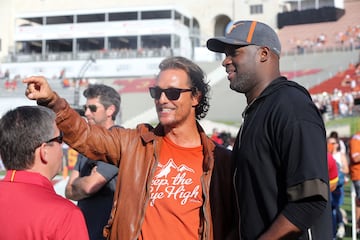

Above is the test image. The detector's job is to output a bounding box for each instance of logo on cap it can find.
[227,22,245,35]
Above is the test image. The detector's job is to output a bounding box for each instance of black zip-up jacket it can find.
[233,77,332,239]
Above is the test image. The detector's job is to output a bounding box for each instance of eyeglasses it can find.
[35,131,63,149]
[45,131,63,145]
[149,86,193,100]
[83,104,97,113]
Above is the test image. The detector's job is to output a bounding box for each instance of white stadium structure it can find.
[0,0,359,135]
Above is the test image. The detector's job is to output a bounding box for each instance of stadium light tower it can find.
[73,56,96,108]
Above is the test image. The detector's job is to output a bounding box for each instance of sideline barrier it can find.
[351,183,357,240]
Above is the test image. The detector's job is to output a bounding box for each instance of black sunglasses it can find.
[149,87,193,100]
[35,131,63,149]
[83,104,97,113]
[45,131,64,145]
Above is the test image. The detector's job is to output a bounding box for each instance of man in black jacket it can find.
[207,20,332,239]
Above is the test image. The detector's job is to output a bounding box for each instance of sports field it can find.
[340,183,356,239]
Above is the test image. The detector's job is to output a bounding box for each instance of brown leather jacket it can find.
[44,94,239,240]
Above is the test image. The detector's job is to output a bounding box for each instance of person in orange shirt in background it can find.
[349,131,360,233]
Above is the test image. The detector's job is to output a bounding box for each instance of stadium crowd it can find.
[284,24,360,54]
[312,62,360,120]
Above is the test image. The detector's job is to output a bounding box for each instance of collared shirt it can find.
[0,170,89,240]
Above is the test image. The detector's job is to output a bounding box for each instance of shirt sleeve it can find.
[282,200,327,231]
[350,134,360,161]
[281,117,329,202]
[62,208,89,240]
[96,161,118,181]
[73,154,83,171]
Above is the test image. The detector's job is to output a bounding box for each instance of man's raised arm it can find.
[24,76,56,102]
[23,76,68,113]
[23,75,121,163]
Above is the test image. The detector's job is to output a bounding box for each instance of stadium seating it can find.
[278,0,360,54]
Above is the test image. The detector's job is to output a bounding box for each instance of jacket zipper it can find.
[200,169,209,239]
[233,101,252,239]
[307,228,312,240]
[233,168,242,240]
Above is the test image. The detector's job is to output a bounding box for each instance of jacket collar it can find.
[138,122,214,172]
[138,121,209,142]
[243,76,311,116]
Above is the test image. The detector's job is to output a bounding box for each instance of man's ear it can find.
[259,47,270,62]
[191,89,201,107]
[39,144,48,164]
[106,104,115,118]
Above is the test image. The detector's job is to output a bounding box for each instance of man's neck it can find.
[164,122,201,148]
[103,120,115,130]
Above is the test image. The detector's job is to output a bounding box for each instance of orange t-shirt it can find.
[349,132,360,180]
[139,137,203,240]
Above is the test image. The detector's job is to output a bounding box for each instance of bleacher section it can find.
[278,0,360,54]
[280,50,359,89]
[1,49,358,127]
[309,63,359,95]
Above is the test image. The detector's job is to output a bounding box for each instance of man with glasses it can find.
[65,84,121,240]
[0,106,89,239]
[23,56,238,240]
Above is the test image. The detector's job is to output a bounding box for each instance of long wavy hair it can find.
[158,56,210,119]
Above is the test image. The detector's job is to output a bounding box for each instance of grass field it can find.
[340,183,357,240]
[325,115,360,136]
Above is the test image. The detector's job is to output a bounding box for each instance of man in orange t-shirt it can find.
[140,136,203,239]
[349,131,360,231]
[23,57,238,240]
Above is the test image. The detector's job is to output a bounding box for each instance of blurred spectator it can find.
[210,128,223,145]
[328,134,349,238]
[348,131,360,233]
